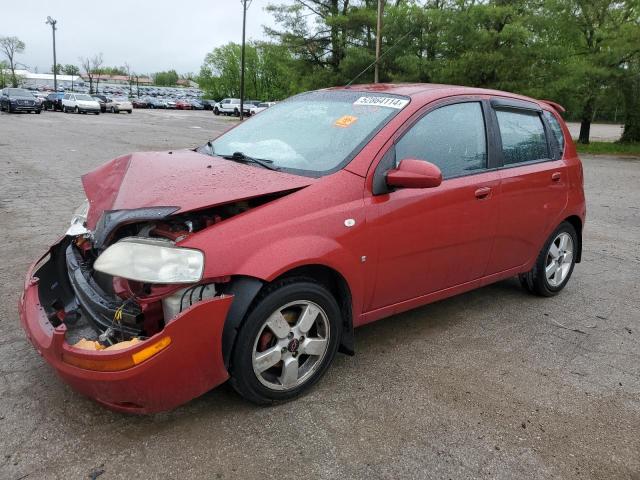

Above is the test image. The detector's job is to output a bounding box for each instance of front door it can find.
[365,100,500,311]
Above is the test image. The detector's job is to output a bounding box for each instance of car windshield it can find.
[209,90,409,176]
[7,88,32,96]
[76,94,93,101]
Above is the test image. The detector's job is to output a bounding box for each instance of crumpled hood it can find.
[82,150,315,229]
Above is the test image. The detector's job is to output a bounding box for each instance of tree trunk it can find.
[578,96,595,144]
[620,74,640,143]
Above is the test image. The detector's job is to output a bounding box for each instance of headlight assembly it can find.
[93,237,204,284]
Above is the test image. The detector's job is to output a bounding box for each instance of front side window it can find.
[543,111,565,154]
[496,109,549,165]
[210,91,408,176]
[395,102,488,179]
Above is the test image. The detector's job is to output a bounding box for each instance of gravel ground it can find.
[0,110,638,480]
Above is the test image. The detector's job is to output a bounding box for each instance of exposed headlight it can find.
[94,237,204,284]
[66,199,90,236]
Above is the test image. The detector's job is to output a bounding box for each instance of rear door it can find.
[486,98,568,274]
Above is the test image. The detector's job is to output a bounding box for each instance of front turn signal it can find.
[63,336,172,372]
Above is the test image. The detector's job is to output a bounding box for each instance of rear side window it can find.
[544,111,565,154]
[496,110,549,165]
[395,102,488,179]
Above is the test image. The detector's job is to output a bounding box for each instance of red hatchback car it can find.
[19,84,585,413]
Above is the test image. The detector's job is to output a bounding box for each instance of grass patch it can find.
[575,141,640,155]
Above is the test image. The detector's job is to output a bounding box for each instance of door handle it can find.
[474,187,492,199]
[551,172,562,182]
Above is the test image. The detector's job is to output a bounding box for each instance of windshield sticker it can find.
[353,96,409,109]
[335,115,358,128]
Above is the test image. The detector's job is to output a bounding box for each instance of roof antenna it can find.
[346,29,414,87]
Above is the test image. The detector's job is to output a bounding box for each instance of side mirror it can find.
[386,158,443,189]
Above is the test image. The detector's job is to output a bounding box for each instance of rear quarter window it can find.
[544,111,565,154]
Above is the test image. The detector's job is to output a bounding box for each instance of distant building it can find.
[81,74,152,85]
[177,79,199,88]
[3,69,84,88]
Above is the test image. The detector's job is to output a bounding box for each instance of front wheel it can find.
[519,221,578,297]
[230,278,342,404]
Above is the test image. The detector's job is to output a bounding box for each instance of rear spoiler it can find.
[540,100,566,114]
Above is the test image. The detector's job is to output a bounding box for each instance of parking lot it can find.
[0,109,638,479]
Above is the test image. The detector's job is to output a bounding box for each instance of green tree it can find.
[0,60,9,88]
[198,42,296,100]
[62,64,80,76]
[154,70,179,86]
[0,36,26,87]
[545,0,640,143]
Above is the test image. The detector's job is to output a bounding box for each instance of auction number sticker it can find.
[353,96,409,109]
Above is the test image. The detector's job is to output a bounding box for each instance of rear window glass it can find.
[496,110,549,165]
[544,111,565,154]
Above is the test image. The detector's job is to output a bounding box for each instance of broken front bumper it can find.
[18,243,233,414]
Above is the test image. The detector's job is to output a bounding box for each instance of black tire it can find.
[75,106,79,114]
[214,107,220,115]
[229,277,342,405]
[111,107,116,113]
[36,109,41,114]
[127,110,132,114]
[234,108,239,117]
[519,221,578,297]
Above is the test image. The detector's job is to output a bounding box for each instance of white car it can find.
[213,98,251,116]
[108,97,133,114]
[249,101,276,116]
[62,93,101,114]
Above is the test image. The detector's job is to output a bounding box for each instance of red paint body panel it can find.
[19,257,232,414]
[82,151,314,229]
[20,83,586,413]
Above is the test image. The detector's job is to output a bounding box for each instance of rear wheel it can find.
[230,278,341,404]
[75,106,79,114]
[519,221,578,297]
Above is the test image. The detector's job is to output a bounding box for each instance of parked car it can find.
[189,99,204,110]
[201,99,216,110]
[249,102,276,116]
[165,99,177,109]
[62,93,101,114]
[0,88,42,113]
[18,84,585,414]
[175,99,192,110]
[132,98,148,109]
[44,92,65,111]
[213,98,251,116]
[144,97,166,109]
[109,97,133,114]
[92,95,108,113]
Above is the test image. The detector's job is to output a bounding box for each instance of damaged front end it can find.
[19,201,277,412]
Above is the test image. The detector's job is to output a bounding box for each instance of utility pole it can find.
[239,0,252,121]
[374,0,384,83]
[46,16,58,91]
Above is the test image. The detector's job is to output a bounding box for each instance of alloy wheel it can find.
[545,232,574,287]
[252,300,330,391]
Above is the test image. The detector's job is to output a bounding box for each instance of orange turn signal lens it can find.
[63,336,172,372]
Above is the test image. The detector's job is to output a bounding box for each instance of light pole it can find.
[374,0,384,83]
[46,16,58,91]
[239,0,252,121]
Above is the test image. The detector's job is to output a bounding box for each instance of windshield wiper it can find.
[220,151,279,171]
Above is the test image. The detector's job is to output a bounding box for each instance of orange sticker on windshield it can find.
[335,115,358,128]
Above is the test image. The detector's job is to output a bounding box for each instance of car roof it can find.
[326,83,542,105]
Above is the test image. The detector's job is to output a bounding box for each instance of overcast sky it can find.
[3,0,285,75]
